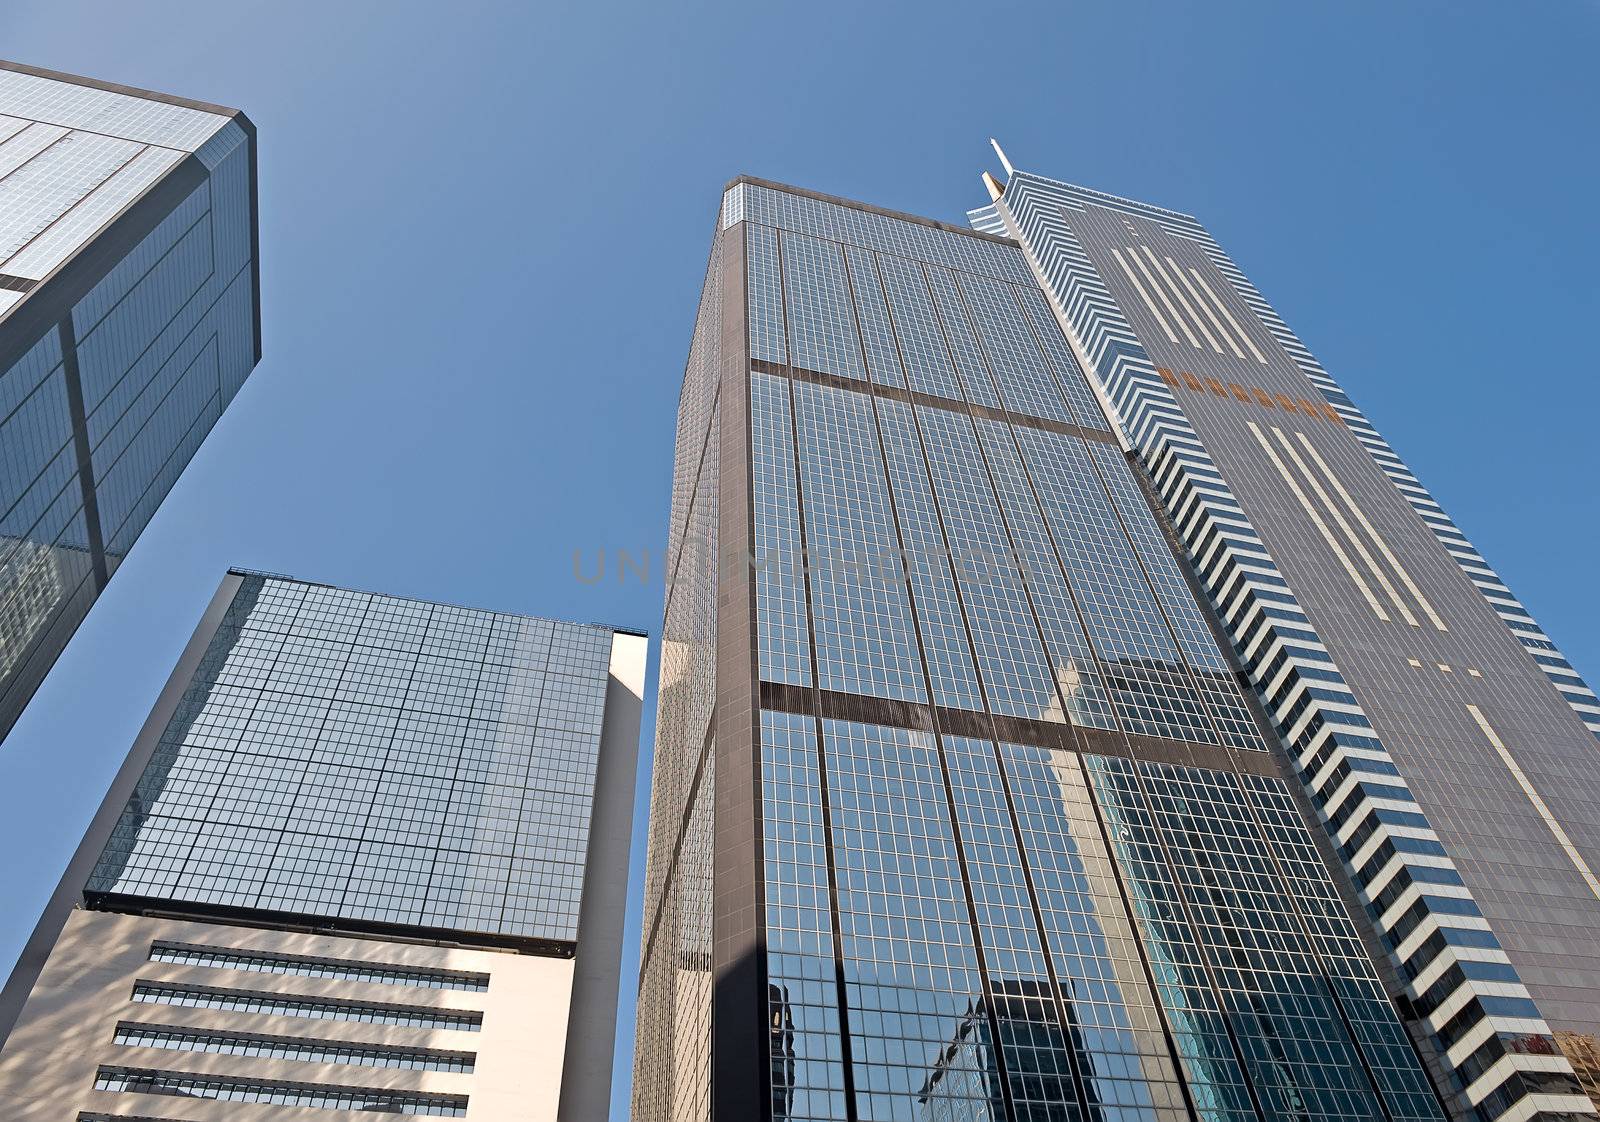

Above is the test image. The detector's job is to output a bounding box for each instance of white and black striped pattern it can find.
[979,173,1599,743]
[979,172,1594,1122]
[1196,243,1600,742]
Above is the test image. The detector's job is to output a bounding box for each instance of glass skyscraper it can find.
[632,169,1598,1122]
[0,60,260,744]
[0,571,646,1121]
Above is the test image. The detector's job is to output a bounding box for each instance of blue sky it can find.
[2,2,1596,1116]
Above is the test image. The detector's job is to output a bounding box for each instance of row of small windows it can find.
[113,1021,476,1072]
[92,1066,469,1117]
[130,981,483,1031]
[149,940,490,991]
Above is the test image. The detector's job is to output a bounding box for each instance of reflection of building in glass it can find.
[632,175,1469,1122]
[0,60,261,745]
[0,570,645,1121]
[0,538,74,684]
[980,158,1600,1119]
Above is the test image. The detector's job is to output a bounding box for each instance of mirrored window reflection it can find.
[820,718,999,1121]
[1084,442,1263,751]
[1081,757,1266,1122]
[86,574,614,942]
[762,711,848,1121]
[996,742,1190,1120]
[751,372,812,686]
[874,399,983,711]
[913,406,1060,723]
[782,232,867,382]
[970,418,1117,732]
[876,254,965,402]
[747,223,788,365]
[793,383,926,703]
[1085,756,1441,1122]
[1009,426,1213,745]
[940,734,1087,1120]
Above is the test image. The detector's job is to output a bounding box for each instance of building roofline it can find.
[225,568,650,638]
[0,57,246,122]
[723,174,1018,247]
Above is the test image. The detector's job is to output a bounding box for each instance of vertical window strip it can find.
[750,372,812,686]
[874,398,985,710]
[792,382,926,702]
[914,404,1059,722]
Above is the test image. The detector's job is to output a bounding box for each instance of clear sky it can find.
[2,2,1596,1116]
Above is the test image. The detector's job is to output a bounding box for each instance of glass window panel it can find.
[793,382,925,703]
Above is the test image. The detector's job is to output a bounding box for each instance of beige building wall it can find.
[0,909,574,1121]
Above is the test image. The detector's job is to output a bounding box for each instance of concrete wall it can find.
[0,909,574,1121]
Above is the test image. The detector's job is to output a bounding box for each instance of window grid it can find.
[130,981,482,1030]
[998,741,1191,1120]
[1013,284,1112,433]
[781,231,867,381]
[751,372,811,686]
[843,246,907,390]
[1010,426,1217,745]
[746,223,788,364]
[874,398,984,711]
[1085,441,1264,750]
[955,272,1075,424]
[762,710,849,1121]
[940,734,1084,1118]
[730,182,1034,284]
[793,382,926,702]
[971,416,1120,732]
[112,1022,476,1073]
[874,253,966,402]
[921,266,1003,408]
[914,405,1062,722]
[148,941,489,991]
[93,1066,468,1117]
[821,718,1000,1121]
[86,574,613,942]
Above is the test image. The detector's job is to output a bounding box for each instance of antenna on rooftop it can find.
[989,137,1015,178]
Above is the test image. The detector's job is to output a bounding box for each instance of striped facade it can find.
[973,170,1598,1122]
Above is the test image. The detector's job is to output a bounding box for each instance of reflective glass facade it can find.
[977,167,1600,1120]
[633,178,1445,1122]
[85,572,616,943]
[0,61,259,744]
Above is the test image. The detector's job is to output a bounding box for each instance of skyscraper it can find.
[0,60,260,744]
[632,173,1595,1122]
[971,155,1600,1120]
[0,570,645,1121]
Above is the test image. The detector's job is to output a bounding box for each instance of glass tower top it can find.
[88,572,620,944]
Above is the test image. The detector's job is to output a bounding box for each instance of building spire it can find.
[989,136,1015,177]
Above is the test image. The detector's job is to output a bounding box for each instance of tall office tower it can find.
[970,157,1600,1121]
[634,177,1475,1122]
[0,60,260,744]
[0,571,645,1122]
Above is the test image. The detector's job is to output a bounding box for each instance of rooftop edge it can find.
[723,174,1019,248]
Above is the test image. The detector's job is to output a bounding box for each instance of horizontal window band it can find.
[750,358,1118,445]
[112,1021,477,1072]
[148,941,490,991]
[129,981,482,1031]
[92,1066,468,1117]
[83,892,575,960]
[757,680,1280,778]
